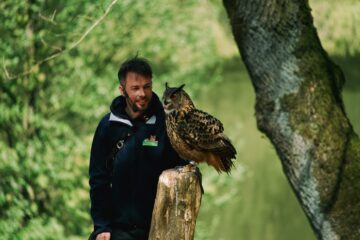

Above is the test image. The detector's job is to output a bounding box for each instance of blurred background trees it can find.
[0,0,359,239]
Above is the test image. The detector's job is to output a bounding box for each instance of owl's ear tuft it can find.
[165,82,169,89]
[178,84,185,90]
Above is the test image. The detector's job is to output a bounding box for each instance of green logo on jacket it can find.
[142,135,158,147]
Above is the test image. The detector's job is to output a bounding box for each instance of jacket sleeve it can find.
[89,118,113,235]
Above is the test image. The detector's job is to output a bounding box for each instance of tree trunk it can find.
[223,0,360,239]
[149,167,202,240]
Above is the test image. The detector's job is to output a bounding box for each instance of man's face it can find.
[120,71,153,113]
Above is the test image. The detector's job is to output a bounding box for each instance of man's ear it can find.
[119,84,124,95]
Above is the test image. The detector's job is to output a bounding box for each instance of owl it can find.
[162,83,236,173]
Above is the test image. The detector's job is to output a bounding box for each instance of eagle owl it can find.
[162,83,236,173]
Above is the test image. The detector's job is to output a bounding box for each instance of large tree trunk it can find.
[223,0,360,239]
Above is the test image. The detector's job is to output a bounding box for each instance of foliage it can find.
[310,0,360,56]
[0,0,225,238]
[0,0,359,239]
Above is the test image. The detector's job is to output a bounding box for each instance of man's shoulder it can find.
[98,112,111,127]
[97,111,134,132]
[92,113,111,136]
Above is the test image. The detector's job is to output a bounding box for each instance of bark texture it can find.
[149,168,202,240]
[223,0,360,239]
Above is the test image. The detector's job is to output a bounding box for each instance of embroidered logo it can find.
[142,135,158,147]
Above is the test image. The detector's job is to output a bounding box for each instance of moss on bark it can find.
[328,134,360,239]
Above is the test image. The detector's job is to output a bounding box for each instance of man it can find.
[89,57,186,240]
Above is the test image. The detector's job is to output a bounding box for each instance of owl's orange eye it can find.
[170,95,177,100]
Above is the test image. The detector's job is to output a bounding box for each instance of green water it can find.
[194,57,360,240]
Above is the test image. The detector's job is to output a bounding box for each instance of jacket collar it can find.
[109,113,156,126]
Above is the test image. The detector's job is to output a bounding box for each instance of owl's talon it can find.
[175,164,194,173]
[174,165,183,173]
[189,161,197,166]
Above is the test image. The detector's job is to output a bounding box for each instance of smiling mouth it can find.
[137,99,148,105]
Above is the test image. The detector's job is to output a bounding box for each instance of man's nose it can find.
[138,88,145,97]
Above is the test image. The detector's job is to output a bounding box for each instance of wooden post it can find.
[149,166,202,240]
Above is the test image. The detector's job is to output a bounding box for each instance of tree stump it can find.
[149,166,202,240]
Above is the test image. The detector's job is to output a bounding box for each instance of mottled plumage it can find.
[162,83,236,173]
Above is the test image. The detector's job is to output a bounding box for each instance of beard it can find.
[130,100,141,112]
[126,95,150,113]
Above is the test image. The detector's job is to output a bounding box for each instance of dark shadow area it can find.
[331,54,360,92]
[221,55,248,75]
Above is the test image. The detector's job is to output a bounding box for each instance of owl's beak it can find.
[163,100,173,113]
[163,100,170,109]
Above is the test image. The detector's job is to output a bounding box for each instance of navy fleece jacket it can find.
[89,93,186,236]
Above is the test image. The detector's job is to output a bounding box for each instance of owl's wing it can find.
[177,109,225,151]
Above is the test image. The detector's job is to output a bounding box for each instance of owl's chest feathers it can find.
[166,110,202,160]
[165,111,186,146]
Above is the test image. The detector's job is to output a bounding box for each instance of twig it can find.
[2,58,11,79]
[39,11,57,25]
[68,0,118,50]
[3,0,119,80]
[51,9,57,22]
